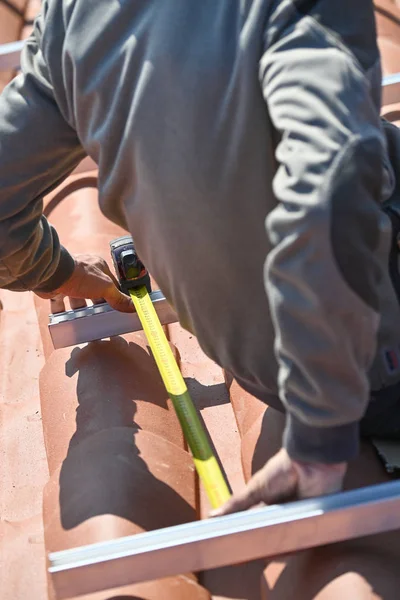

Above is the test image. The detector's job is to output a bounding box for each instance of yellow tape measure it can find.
[129,285,231,509]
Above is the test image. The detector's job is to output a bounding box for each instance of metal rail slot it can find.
[0,40,25,71]
[49,480,400,599]
[382,72,400,106]
[48,290,178,349]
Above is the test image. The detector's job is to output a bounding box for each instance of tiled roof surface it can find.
[1,2,400,599]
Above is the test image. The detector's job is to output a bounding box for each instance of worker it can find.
[1,0,399,516]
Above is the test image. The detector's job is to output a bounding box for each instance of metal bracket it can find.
[48,290,178,349]
[0,40,25,72]
[48,480,400,599]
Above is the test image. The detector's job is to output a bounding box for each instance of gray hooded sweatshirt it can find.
[1,0,400,464]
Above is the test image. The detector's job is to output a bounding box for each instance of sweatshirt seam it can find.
[287,411,360,432]
[287,402,359,431]
[319,133,381,318]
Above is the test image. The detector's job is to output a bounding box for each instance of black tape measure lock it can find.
[110,235,151,294]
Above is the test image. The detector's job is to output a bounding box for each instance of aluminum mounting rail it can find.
[48,290,178,349]
[49,480,400,599]
[0,40,25,71]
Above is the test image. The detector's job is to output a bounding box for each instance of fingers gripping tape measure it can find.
[110,236,231,508]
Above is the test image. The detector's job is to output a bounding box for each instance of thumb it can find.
[210,473,266,517]
[210,449,299,517]
[103,285,134,313]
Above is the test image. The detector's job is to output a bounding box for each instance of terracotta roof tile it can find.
[375,0,400,76]
[0,284,48,600]
[33,174,211,598]
[375,1,400,125]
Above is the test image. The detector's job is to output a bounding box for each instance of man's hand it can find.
[210,448,347,517]
[35,254,134,314]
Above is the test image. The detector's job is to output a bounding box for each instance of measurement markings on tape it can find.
[130,285,230,508]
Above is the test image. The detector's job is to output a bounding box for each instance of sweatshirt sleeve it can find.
[260,0,390,463]
[0,11,86,293]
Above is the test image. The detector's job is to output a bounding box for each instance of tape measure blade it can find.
[129,286,231,507]
[130,287,186,396]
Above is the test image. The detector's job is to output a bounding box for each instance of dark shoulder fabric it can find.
[292,0,379,72]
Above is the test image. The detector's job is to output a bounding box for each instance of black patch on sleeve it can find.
[292,0,379,73]
[384,208,400,305]
[330,138,382,312]
[380,121,400,304]
[293,0,321,14]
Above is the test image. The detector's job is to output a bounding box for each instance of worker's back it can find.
[41,0,279,403]
[26,0,400,431]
